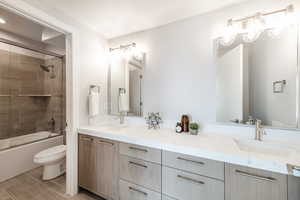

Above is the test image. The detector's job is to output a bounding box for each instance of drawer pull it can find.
[177,175,205,185]
[177,157,205,165]
[129,161,148,168]
[129,186,148,196]
[98,140,114,145]
[129,146,148,152]
[235,170,276,182]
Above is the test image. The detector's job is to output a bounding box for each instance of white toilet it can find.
[34,145,66,180]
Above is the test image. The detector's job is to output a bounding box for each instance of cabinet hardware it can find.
[81,137,93,142]
[128,186,148,196]
[235,170,276,182]
[177,174,205,185]
[129,161,148,168]
[98,140,114,145]
[177,157,205,165]
[129,146,148,152]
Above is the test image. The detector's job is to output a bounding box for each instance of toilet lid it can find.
[35,145,66,159]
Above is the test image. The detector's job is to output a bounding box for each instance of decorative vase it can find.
[190,129,198,135]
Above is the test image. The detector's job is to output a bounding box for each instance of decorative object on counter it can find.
[189,123,199,135]
[145,112,163,129]
[246,116,255,125]
[175,122,183,133]
[181,115,190,132]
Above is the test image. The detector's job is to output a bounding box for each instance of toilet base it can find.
[43,159,66,180]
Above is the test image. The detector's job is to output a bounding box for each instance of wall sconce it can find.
[219,5,295,46]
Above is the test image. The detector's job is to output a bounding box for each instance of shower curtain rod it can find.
[0,38,65,58]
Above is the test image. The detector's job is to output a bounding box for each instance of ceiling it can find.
[0,6,65,48]
[21,0,248,39]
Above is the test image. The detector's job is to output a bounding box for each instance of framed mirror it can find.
[108,49,145,117]
[216,25,299,129]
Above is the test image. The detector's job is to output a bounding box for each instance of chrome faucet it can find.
[255,119,266,141]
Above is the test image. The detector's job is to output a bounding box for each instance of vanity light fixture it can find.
[109,42,136,52]
[109,42,143,61]
[243,13,265,43]
[219,19,238,46]
[0,17,6,24]
[219,5,295,46]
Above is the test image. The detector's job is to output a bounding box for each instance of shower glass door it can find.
[0,42,65,150]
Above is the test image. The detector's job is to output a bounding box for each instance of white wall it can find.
[109,0,300,123]
[78,30,108,125]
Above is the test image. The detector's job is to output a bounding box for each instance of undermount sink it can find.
[234,139,294,157]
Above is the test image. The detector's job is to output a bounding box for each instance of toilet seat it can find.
[34,145,66,164]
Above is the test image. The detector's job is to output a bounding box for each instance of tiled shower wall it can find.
[0,43,65,139]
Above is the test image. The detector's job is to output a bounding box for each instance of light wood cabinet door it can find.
[119,155,162,192]
[120,142,162,164]
[288,175,300,200]
[225,164,287,200]
[119,180,161,200]
[78,135,97,192]
[96,138,119,200]
[163,151,224,180]
[162,166,224,200]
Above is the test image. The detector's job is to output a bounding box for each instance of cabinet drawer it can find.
[119,180,161,200]
[162,166,224,200]
[120,155,161,192]
[163,151,224,180]
[119,142,161,164]
[225,164,287,200]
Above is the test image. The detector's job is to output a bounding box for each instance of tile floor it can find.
[0,168,102,200]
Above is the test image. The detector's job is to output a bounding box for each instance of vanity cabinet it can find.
[78,134,119,200]
[79,133,293,200]
[78,135,97,193]
[225,164,287,200]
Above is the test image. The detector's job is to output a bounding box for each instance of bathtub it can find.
[0,132,63,182]
[0,131,60,151]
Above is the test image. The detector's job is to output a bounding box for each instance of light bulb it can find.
[0,17,6,24]
[243,13,265,43]
[219,19,237,46]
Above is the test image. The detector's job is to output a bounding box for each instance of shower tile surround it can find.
[0,44,65,140]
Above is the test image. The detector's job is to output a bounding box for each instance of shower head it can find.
[40,64,53,72]
[40,65,56,79]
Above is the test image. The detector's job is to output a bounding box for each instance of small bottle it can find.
[175,122,183,133]
[181,115,189,132]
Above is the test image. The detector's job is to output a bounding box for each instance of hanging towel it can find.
[89,91,99,117]
[119,93,129,112]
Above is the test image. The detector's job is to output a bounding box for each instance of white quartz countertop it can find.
[78,124,300,175]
